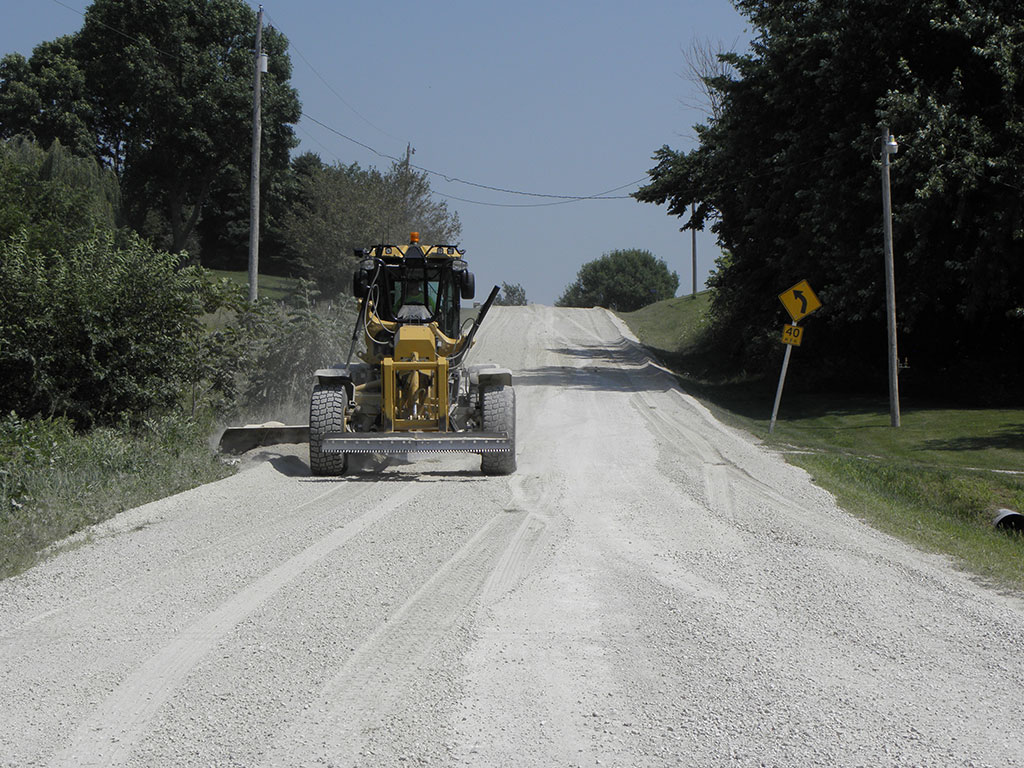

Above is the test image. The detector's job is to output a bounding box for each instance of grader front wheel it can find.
[309,384,349,476]
[480,384,517,475]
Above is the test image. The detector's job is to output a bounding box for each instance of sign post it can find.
[769,280,822,434]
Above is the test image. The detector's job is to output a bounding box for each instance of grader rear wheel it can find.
[480,384,516,475]
[309,384,349,476]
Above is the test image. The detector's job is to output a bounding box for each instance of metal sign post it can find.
[769,322,797,435]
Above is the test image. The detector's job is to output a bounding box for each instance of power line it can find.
[261,9,406,145]
[41,0,653,207]
[300,111,640,202]
[48,0,181,60]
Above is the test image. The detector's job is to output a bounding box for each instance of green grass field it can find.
[204,269,302,302]
[618,294,1024,591]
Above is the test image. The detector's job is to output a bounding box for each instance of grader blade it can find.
[218,424,310,454]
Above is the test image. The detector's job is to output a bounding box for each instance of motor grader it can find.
[221,234,516,476]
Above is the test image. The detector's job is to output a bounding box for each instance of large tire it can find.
[309,384,349,476]
[480,384,516,475]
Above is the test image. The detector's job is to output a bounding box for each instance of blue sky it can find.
[1,0,752,304]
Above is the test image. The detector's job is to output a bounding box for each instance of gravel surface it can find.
[3,305,1024,767]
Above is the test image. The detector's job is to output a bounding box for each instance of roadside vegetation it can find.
[636,1,1024,403]
[0,411,229,576]
[618,295,1024,591]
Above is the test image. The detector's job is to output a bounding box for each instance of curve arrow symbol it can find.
[793,290,808,314]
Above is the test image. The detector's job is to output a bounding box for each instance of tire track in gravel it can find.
[630,389,810,517]
[0,478,363,645]
[51,482,423,768]
[259,502,548,767]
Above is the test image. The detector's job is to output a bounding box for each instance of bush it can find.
[494,282,527,306]
[556,249,678,311]
[192,281,359,424]
[0,230,204,427]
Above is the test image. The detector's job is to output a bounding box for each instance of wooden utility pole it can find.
[880,126,901,427]
[247,6,264,303]
[691,202,697,297]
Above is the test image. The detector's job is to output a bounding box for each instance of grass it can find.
[205,268,302,302]
[0,411,234,579]
[617,294,1024,591]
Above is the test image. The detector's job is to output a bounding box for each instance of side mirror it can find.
[352,269,368,298]
[461,271,476,301]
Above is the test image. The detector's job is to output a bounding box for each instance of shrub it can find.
[191,281,358,423]
[556,249,678,311]
[0,230,204,427]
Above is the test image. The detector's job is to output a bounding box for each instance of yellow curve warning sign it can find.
[779,280,822,323]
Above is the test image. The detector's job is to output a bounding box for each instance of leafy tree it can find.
[0,137,206,427]
[556,249,678,311]
[281,152,461,296]
[78,0,300,254]
[495,282,527,306]
[0,0,301,256]
[0,37,94,156]
[637,0,1024,396]
[0,136,121,255]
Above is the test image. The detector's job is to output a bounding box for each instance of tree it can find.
[281,152,461,296]
[0,37,94,156]
[0,228,204,427]
[0,137,121,255]
[0,0,301,256]
[680,36,737,121]
[494,282,527,306]
[636,0,1024,397]
[556,249,678,311]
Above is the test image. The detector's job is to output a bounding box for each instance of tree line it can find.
[637,0,1023,402]
[0,0,460,295]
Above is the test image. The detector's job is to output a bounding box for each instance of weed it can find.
[0,410,232,578]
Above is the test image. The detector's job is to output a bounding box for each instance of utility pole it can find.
[247,6,265,303]
[402,142,414,230]
[880,125,901,427]
[691,202,697,297]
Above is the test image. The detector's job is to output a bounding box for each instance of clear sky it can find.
[1,0,752,304]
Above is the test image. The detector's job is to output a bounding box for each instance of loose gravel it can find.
[2,305,1024,768]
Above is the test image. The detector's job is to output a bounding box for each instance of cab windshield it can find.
[379,262,459,337]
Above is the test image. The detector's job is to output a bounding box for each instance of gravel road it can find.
[3,305,1024,768]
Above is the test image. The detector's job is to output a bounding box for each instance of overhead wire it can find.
[44,0,647,206]
[45,0,1021,208]
[261,9,406,144]
[48,0,181,60]
[300,112,642,203]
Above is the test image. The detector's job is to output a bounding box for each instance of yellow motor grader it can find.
[221,234,516,476]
